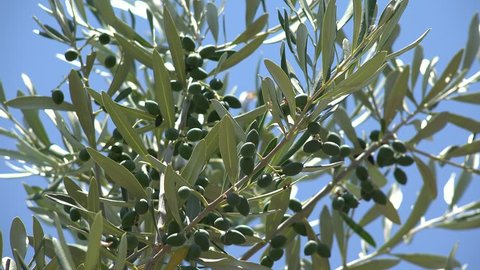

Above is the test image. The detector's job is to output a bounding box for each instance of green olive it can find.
[51,89,64,104]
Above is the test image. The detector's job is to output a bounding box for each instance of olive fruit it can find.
[342,193,359,209]
[246,129,259,145]
[64,49,78,62]
[223,95,242,108]
[295,94,308,110]
[112,128,123,140]
[396,155,414,166]
[288,198,303,213]
[331,196,345,211]
[144,100,161,116]
[282,162,303,176]
[377,144,395,167]
[372,189,387,205]
[240,157,255,175]
[98,33,111,44]
[270,235,287,248]
[104,55,117,68]
[355,165,369,181]
[369,130,380,141]
[327,132,341,145]
[69,208,81,222]
[181,36,196,51]
[186,53,203,68]
[167,221,181,235]
[121,210,139,229]
[209,78,224,90]
[237,195,250,216]
[304,240,318,255]
[258,173,273,188]
[186,128,203,141]
[316,243,331,258]
[199,45,216,58]
[225,229,246,245]
[260,256,274,267]
[307,122,321,135]
[269,248,284,261]
[187,116,202,129]
[134,171,150,187]
[213,217,230,231]
[192,93,210,114]
[177,186,191,200]
[170,80,183,92]
[190,67,208,80]
[357,137,367,149]
[155,114,163,127]
[165,128,179,141]
[126,233,139,250]
[240,142,256,157]
[165,233,186,247]
[392,140,407,153]
[394,167,407,185]
[194,185,205,195]
[292,221,307,236]
[339,145,352,157]
[234,225,255,237]
[105,235,119,249]
[303,139,323,153]
[194,229,210,251]
[186,243,202,260]
[322,142,340,156]
[135,199,149,215]
[120,160,135,172]
[51,89,64,104]
[360,180,375,194]
[188,82,202,95]
[78,148,90,161]
[226,192,240,207]
[179,143,193,159]
[195,176,209,187]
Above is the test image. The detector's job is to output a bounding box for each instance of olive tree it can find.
[1,0,479,269]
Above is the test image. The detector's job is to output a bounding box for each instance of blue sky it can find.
[0,0,479,269]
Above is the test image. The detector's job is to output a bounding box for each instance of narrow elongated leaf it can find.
[217,33,268,73]
[17,91,50,146]
[87,148,147,198]
[437,213,480,230]
[0,80,6,104]
[384,66,409,124]
[201,251,271,270]
[114,234,127,270]
[153,50,175,127]
[32,217,45,268]
[321,0,336,82]
[234,14,268,44]
[320,206,333,247]
[102,92,147,156]
[84,212,103,270]
[164,165,183,226]
[211,100,246,140]
[206,3,219,42]
[5,96,75,111]
[394,253,461,269]
[181,140,207,186]
[376,199,401,224]
[334,107,359,148]
[53,213,75,270]
[87,178,100,213]
[163,7,186,83]
[445,243,460,270]
[69,70,95,145]
[463,14,480,70]
[411,45,424,89]
[115,34,153,68]
[446,140,480,157]
[296,23,308,75]
[446,112,480,133]
[409,112,448,144]
[340,212,376,247]
[387,29,430,60]
[265,187,291,238]
[219,115,239,183]
[245,0,261,26]
[107,53,133,96]
[204,121,220,157]
[348,259,400,270]
[451,157,474,207]
[451,91,480,104]
[414,156,437,199]
[265,59,296,118]
[352,0,362,48]
[261,77,285,130]
[10,217,27,261]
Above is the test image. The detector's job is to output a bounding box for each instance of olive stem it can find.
[409,147,480,175]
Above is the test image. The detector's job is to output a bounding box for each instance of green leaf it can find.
[333,107,359,149]
[383,66,409,124]
[321,0,336,82]
[393,253,461,269]
[115,234,127,270]
[376,199,401,225]
[206,2,219,42]
[88,89,154,121]
[347,259,400,270]
[463,14,479,70]
[411,45,424,89]
[387,29,430,60]
[84,212,103,270]
[339,212,376,247]
[32,217,45,269]
[437,213,480,230]
[17,92,50,146]
[234,14,268,44]
[367,163,387,187]
[5,96,75,111]
[101,92,148,156]
[201,251,271,270]
[211,100,246,140]
[0,80,6,104]
[445,140,480,158]
[320,206,333,247]
[69,70,95,145]
[265,186,291,238]
[10,217,27,261]
[446,112,480,133]
[87,148,147,199]
[451,157,474,208]
[115,34,153,68]
[219,115,239,183]
[204,121,220,157]
[87,178,100,213]
[286,234,301,270]
[181,140,207,186]
[445,243,460,270]
[451,91,480,104]
[261,77,285,130]
[296,23,309,76]
[163,7,186,84]
[153,50,175,128]
[409,112,448,145]
[216,33,268,73]
[53,213,75,270]
[107,53,133,96]
[0,230,2,259]
[352,0,362,48]
[265,59,296,119]
[164,165,183,226]
[414,156,437,199]
[245,0,261,26]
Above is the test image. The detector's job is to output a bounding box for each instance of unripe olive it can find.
[187,116,202,129]
[112,128,123,140]
[260,256,274,267]
[186,128,203,141]
[224,230,245,245]
[307,122,321,135]
[209,78,224,90]
[186,243,202,260]
[121,210,139,229]
[195,176,209,187]
[170,80,183,92]
[181,36,196,51]
[144,100,161,116]
[240,142,256,157]
[135,199,149,215]
[303,139,323,153]
[322,141,340,156]
[104,55,117,68]
[394,167,407,185]
[342,193,359,209]
[64,49,78,62]
[199,45,216,58]
[372,189,387,205]
[237,195,250,216]
[282,162,303,176]
[355,165,369,181]
[223,95,242,109]
[240,157,255,175]
[192,93,210,114]
[134,171,150,187]
[214,217,230,231]
[190,67,208,80]
[280,103,290,116]
[331,196,345,211]
[105,235,119,249]
[316,243,331,258]
[155,114,163,127]
[167,221,181,235]
[165,128,179,141]
[234,225,255,237]
[51,89,64,104]
[369,130,380,141]
[270,235,287,248]
[78,148,90,161]
[288,198,303,213]
[304,240,318,255]
[327,132,341,145]
[361,189,373,201]
[396,155,414,166]
[360,180,375,195]
[120,159,136,171]
[179,143,193,159]
[98,33,111,44]
[193,229,210,251]
[269,248,284,261]
[392,140,407,153]
[165,233,186,247]
[357,137,367,149]
[377,144,395,167]
[194,185,205,194]
[295,94,308,110]
[226,192,240,207]
[292,221,307,236]
[69,208,81,222]
[258,173,273,188]
[207,111,220,123]
[177,186,192,200]
[186,53,203,68]
[188,82,202,95]
[339,144,352,157]
[126,233,139,250]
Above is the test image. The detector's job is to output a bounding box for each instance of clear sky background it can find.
[0,0,479,269]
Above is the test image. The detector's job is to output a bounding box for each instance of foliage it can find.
[0,0,479,269]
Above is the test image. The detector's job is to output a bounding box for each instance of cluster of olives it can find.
[303,122,353,159]
[260,235,287,267]
[120,198,150,231]
[355,165,387,205]
[331,190,360,212]
[368,130,414,171]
